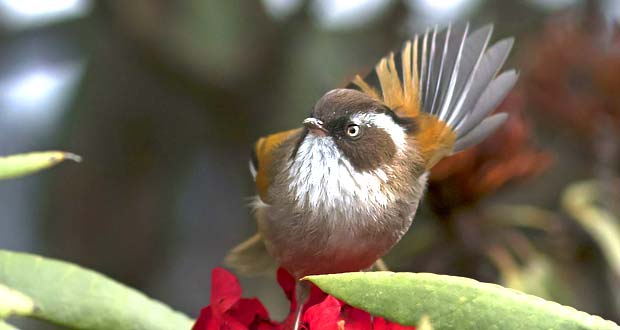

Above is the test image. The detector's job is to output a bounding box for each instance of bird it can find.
[226,23,517,329]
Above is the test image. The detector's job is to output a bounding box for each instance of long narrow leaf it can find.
[0,250,193,330]
[0,151,81,180]
[0,284,34,318]
[0,321,19,330]
[306,272,619,330]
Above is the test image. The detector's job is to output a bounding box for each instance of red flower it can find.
[193,268,415,330]
[192,268,277,330]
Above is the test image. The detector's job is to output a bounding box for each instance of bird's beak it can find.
[303,118,328,137]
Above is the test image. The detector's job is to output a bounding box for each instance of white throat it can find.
[287,134,394,216]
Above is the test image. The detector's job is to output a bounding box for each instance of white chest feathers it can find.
[286,134,395,217]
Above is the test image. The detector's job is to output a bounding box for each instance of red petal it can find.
[254,320,281,330]
[228,298,270,326]
[276,268,327,313]
[211,268,243,315]
[302,295,342,330]
[277,268,296,308]
[220,315,251,330]
[306,285,329,311]
[192,306,213,330]
[372,317,415,330]
[193,307,246,330]
[342,306,372,330]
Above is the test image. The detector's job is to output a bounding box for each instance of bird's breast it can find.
[284,135,396,218]
[256,134,426,277]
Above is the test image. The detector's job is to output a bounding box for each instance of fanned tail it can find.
[349,23,517,168]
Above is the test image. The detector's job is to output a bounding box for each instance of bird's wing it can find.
[348,23,516,169]
[251,128,303,203]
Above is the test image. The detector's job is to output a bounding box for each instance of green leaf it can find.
[417,315,433,330]
[0,250,193,330]
[0,321,19,330]
[562,180,620,276]
[0,151,81,180]
[0,284,34,318]
[305,272,619,330]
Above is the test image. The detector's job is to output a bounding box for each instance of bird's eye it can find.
[345,124,361,138]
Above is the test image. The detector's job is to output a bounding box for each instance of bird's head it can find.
[299,88,416,172]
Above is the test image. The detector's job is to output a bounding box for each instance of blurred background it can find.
[0,0,619,328]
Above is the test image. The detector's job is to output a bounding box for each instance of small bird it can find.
[226,23,517,328]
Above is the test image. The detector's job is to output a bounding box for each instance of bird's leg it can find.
[292,280,311,330]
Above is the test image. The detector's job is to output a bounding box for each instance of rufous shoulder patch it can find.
[414,114,456,169]
[254,128,302,203]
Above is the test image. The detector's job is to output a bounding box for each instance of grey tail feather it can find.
[224,233,278,276]
[416,23,516,153]
[453,113,508,152]
[346,23,517,153]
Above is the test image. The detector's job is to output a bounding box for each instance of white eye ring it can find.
[346,124,361,138]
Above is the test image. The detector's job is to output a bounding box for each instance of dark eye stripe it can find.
[334,124,397,172]
[324,117,349,133]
